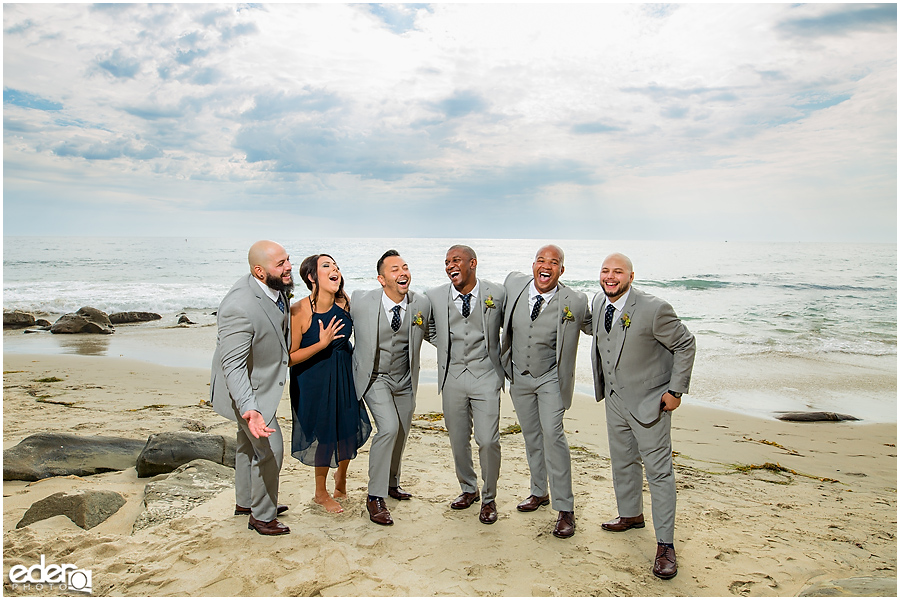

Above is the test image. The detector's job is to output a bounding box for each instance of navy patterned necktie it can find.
[461,293,472,318]
[531,295,544,321]
[391,305,402,332]
[276,296,286,314]
[604,303,615,333]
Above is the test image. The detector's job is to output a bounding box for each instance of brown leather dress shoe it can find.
[653,544,677,579]
[450,491,480,509]
[248,515,290,535]
[388,486,412,500]
[367,496,394,525]
[516,494,550,512]
[235,504,288,516]
[552,511,576,538]
[601,514,645,532]
[479,501,498,524]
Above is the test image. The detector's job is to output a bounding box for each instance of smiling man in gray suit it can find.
[351,249,432,526]
[426,245,506,525]
[591,252,695,579]
[211,240,293,536]
[501,244,590,538]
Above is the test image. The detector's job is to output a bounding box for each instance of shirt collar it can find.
[605,288,631,312]
[453,279,480,300]
[381,291,408,312]
[253,276,282,304]
[529,280,558,302]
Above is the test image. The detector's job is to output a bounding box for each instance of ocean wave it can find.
[3,282,229,315]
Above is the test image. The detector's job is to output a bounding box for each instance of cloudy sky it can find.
[3,3,896,241]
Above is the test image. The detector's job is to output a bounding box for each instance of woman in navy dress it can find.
[289,254,372,513]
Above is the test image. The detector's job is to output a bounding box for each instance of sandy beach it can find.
[2,335,897,596]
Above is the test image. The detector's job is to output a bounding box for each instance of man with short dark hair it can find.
[426,245,506,524]
[211,240,293,535]
[351,250,432,526]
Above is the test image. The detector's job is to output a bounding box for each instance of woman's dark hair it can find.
[299,253,349,312]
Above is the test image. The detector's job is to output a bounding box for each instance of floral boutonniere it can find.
[484,295,497,309]
[561,306,575,323]
[411,311,424,327]
[620,313,631,329]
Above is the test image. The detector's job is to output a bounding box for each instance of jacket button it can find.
[278,382,283,386]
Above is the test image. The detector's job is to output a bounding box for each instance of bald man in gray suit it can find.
[501,244,591,539]
[590,252,695,580]
[211,240,293,536]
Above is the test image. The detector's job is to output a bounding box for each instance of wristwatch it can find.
[668,390,682,398]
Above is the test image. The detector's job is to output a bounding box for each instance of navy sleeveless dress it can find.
[290,303,372,467]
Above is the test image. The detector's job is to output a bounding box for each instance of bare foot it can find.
[314,493,343,513]
[333,472,348,499]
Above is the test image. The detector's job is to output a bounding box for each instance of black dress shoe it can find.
[450,491,480,509]
[367,496,394,525]
[516,494,550,512]
[552,511,575,538]
[235,504,288,516]
[601,514,645,532]
[248,515,290,535]
[388,486,412,500]
[479,501,498,524]
[653,544,677,579]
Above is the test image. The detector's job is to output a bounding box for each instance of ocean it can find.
[3,236,897,422]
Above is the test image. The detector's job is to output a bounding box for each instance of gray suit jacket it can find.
[500,272,590,410]
[590,286,696,425]
[210,274,290,425]
[425,279,506,393]
[350,288,432,399]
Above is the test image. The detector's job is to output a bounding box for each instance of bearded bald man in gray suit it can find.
[501,244,591,539]
[426,245,506,525]
[211,240,293,536]
[351,249,432,526]
[590,252,695,580]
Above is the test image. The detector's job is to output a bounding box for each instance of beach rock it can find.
[799,576,897,596]
[3,310,35,329]
[132,459,234,532]
[776,412,861,422]
[3,433,147,481]
[135,431,236,477]
[177,314,195,325]
[16,489,126,530]
[109,311,162,324]
[35,318,52,327]
[50,306,114,334]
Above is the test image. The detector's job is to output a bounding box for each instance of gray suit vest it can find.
[596,304,623,395]
[375,307,410,381]
[447,299,492,378]
[511,293,557,377]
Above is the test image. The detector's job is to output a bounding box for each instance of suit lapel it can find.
[555,284,568,362]
[251,276,288,353]
[613,291,638,368]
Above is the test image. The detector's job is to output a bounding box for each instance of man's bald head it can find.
[248,240,293,293]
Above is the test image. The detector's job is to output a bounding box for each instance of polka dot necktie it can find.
[604,304,615,333]
[461,293,472,318]
[276,296,286,314]
[391,305,402,332]
[531,295,544,321]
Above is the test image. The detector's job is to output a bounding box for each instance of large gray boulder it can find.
[108,311,162,324]
[3,433,147,481]
[16,489,126,530]
[4,310,35,329]
[799,576,896,596]
[136,432,236,478]
[51,306,114,334]
[133,459,234,532]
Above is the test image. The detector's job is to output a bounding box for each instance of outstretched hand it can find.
[318,316,346,345]
[242,410,274,439]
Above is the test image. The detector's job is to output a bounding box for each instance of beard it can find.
[603,281,630,298]
[265,271,294,294]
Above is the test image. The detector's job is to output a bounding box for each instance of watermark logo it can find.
[7,555,92,594]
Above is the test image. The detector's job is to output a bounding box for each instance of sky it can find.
[3,2,897,242]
